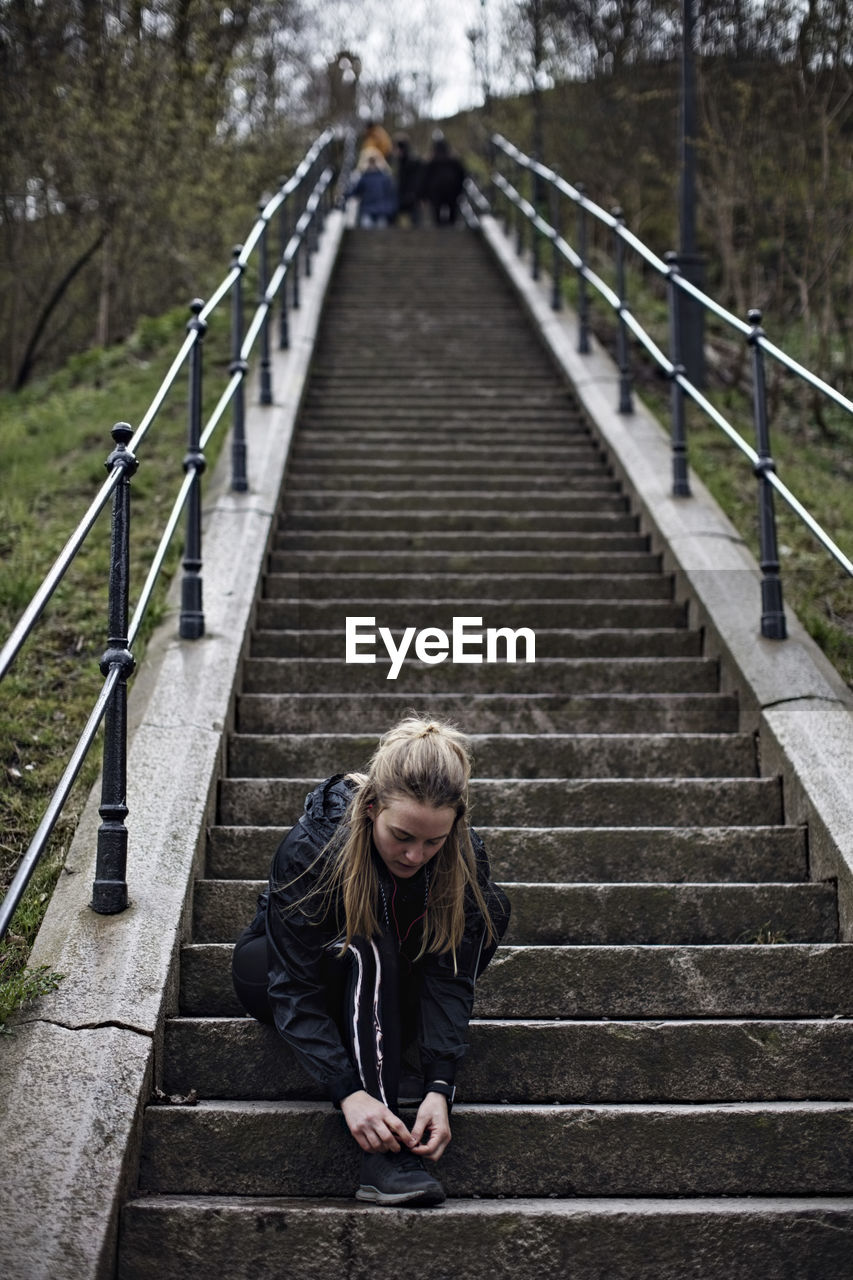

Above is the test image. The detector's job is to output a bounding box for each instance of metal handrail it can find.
[488,132,853,621]
[0,128,347,942]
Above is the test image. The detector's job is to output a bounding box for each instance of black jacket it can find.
[263,775,509,1105]
[419,154,466,206]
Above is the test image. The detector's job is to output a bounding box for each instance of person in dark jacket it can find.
[394,134,423,226]
[418,133,467,226]
[347,154,398,227]
[231,716,510,1208]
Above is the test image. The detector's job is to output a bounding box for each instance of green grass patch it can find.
[0,958,65,1034]
[527,209,853,685]
[627,333,853,685]
[0,302,233,1006]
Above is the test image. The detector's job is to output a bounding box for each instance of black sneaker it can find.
[356,1150,446,1207]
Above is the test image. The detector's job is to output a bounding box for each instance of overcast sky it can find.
[315,0,492,118]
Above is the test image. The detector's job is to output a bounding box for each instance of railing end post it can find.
[179,576,205,639]
[760,594,788,640]
[91,871,130,915]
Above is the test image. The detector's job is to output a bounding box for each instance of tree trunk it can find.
[13,228,107,391]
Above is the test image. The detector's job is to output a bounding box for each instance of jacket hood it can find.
[301,774,357,843]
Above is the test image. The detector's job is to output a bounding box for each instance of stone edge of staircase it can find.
[0,212,348,1280]
[480,213,853,937]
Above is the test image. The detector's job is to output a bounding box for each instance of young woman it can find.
[231,715,511,1207]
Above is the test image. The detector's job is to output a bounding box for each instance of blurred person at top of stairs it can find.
[419,133,467,226]
[346,152,398,228]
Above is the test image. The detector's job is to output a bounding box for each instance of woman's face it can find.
[369,796,457,879]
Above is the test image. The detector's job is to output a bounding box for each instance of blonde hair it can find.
[290,715,495,964]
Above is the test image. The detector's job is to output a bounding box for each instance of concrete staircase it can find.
[119,229,853,1277]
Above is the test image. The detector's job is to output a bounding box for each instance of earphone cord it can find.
[379,865,431,948]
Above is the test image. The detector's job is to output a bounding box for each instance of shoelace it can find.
[395,1151,426,1172]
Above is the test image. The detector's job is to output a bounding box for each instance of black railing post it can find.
[549,172,562,311]
[530,166,540,281]
[612,208,633,414]
[280,189,294,350]
[292,240,301,312]
[515,160,525,256]
[305,205,314,277]
[179,299,207,640]
[748,309,787,639]
[677,0,706,388]
[92,422,138,915]
[229,247,249,493]
[665,253,691,497]
[576,184,590,354]
[494,151,507,236]
[258,205,272,405]
[279,191,291,350]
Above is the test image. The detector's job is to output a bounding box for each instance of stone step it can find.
[286,473,617,491]
[255,599,689,631]
[312,338,557,351]
[289,438,599,459]
[136,1100,853,1199]
[205,825,807,884]
[236,692,738,735]
[302,366,578,381]
[296,384,592,406]
[284,472,620,492]
[308,340,558,354]
[283,490,629,513]
[161,1016,853,1104]
[226,731,753,779]
[278,510,641,533]
[296,420,591,438]
[286,461,609,481]
[296,411,587,428]
[266,550,661,575]
[304,369,574,383]
[118,1194,853,1280]
[192,879,836,946]
[297,400,581,418]
[250,627,700,660]
[241,658,719,696]
[218,777,781,829]
[262,572,671,602]
[274,531,649,553]
[300,379,574,395]
[179,942,853,1020]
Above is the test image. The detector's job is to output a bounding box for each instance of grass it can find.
[0,959,65,1034]
[0,301,233,1015]
[642,365,853,686]
[675,380,853,685]
[557,237,853,686]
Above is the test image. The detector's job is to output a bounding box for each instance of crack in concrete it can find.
[762,692,841,712]
[31,1015,153,1039]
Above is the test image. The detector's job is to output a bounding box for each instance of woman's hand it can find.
[409,1091,451,1161]
[340,1090,414,1154]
